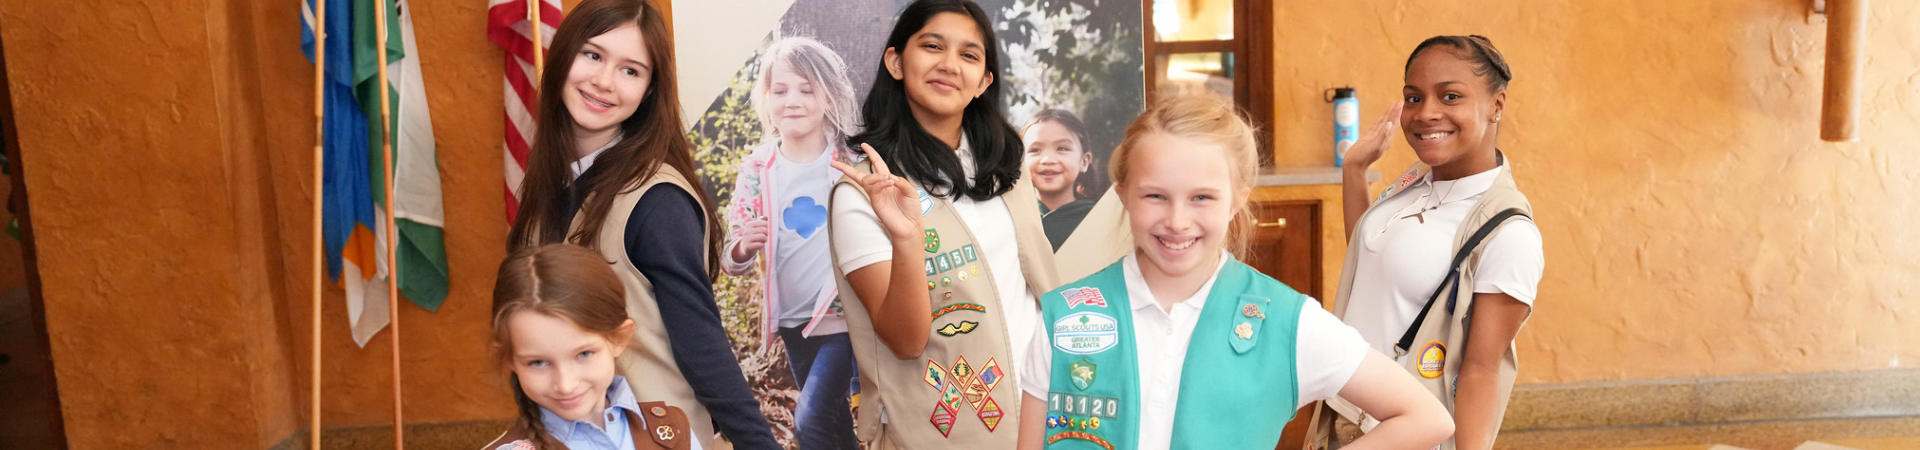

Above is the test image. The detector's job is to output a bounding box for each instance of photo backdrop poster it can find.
[675,0,1143,446]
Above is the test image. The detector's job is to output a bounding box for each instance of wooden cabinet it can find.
[1239,199,1322,303]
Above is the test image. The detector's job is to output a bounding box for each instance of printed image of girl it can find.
[504,0,778,448]
[825,0,1061,448]
[483,244,697,450]
[719,36,863,450]
[1321,35,1542,450]
[1021,109,1099,251]
[1013,96,1455,450]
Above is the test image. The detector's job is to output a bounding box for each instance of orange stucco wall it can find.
[1267,0,1920,384]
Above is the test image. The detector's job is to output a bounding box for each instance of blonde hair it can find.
[1108,95,1261,256]
[750,36,861,140]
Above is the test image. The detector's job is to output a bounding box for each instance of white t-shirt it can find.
[771,150,837,328]
[1343,163,1545,361]
[829,135,1041,366]
[1019,253,1370,450]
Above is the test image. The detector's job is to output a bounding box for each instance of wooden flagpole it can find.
[308,0,326,448]
[374,0,404,447]
[531,0,543,84]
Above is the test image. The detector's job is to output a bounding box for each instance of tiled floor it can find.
[1499,416,1920,450]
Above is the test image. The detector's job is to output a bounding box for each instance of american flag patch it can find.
[1061,287,1108,309]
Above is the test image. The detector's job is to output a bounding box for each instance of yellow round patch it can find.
[1418,341,1446,379]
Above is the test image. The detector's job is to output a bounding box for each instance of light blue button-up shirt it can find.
[538,376,640,450]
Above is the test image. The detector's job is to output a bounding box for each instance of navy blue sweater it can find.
[565,173,778,449]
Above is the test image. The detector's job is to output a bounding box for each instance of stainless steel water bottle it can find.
[1329,87,1358,167]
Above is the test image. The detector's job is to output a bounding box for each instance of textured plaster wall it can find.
[1268,0,1920,384]
[0,0,302,446]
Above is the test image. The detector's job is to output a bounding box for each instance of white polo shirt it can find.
[1019,253,1370,450]
[1343,162,1544,361]
[829,135,1040,366]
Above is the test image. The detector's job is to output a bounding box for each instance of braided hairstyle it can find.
[1405,35,1513,92]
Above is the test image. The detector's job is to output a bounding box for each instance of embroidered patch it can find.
[936,320,979,336]
[930,400,957,437]
[1061,287,1108,309]
[950,356,975,381]
[936,255,953,273]
[975,358,1004,393]
[1418,341,1446,379]
[962,244,977,262]
[924,229,941,253]
[1047,431,1115,450]
[1068,359,1097,391]
[924,360,949,389]
[1048,392,1119,418]
[940,380,966,413]
[977,396,1004,431]
[1052,312,1119,355]
[931,303,986,320]
[963,373,991,411]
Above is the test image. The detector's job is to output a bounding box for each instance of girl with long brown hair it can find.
[484,244,694,450]
[504,0,776,448]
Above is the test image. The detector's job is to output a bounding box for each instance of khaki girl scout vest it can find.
[1040,258,1307,450]
[480,401,693,450]
[1306,154,1535,450]
[829,159,1061,449]
[561,166,722,449]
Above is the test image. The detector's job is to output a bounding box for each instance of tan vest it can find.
[1052,187,1133,282]
[829,161,1061,449]
[479,401,693,450]
[1307,156,1535,450]
[565,166,720,449]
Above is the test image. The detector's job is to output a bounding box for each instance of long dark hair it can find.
[507,0,721,278]
[850,0,1023,201]
[491,244,631,449]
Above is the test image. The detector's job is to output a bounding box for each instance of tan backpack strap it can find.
[630,401,694,450]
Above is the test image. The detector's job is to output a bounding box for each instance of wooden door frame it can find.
[1141,0,1274,164]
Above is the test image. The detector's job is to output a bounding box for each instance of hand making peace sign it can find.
[831,143,925,244]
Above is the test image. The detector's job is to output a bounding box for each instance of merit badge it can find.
[930,400,957,437]
[1235,322,1254,340]
[1061,287,1109,309]
[976,358,1004,393]
[1069,359,1097,391]
[964,379,990,413]
[924,360,949,389]
[917,188,934,215]
[951,356,974,380]
[1418,341,1446,379]
[977,396,1004,431]
[924,229,941,253]
[1052,312,1120,355]
[940,381,965,413]
[936,320,979,336]
[1047,431,1115,450]
[930,303,985,320]
[1242,303,1265,319]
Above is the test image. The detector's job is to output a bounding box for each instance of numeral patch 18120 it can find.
[1047,392,1119,419]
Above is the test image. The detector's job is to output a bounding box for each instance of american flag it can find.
[487,0,561,222]
[1062,287,1108,309]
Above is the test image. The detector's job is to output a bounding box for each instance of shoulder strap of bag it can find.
[1393,208,1527,356]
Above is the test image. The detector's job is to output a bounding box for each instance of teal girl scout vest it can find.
[1041,257,1307,450]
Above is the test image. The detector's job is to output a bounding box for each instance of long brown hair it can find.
[491,244,631,449]
[507,0,721,278]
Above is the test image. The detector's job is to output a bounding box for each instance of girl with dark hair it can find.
[1312,35,1543,450]
[483,244,695,450]
[824,1,1062,448]
[504,0,777,448]
[1022,109,1098,250]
